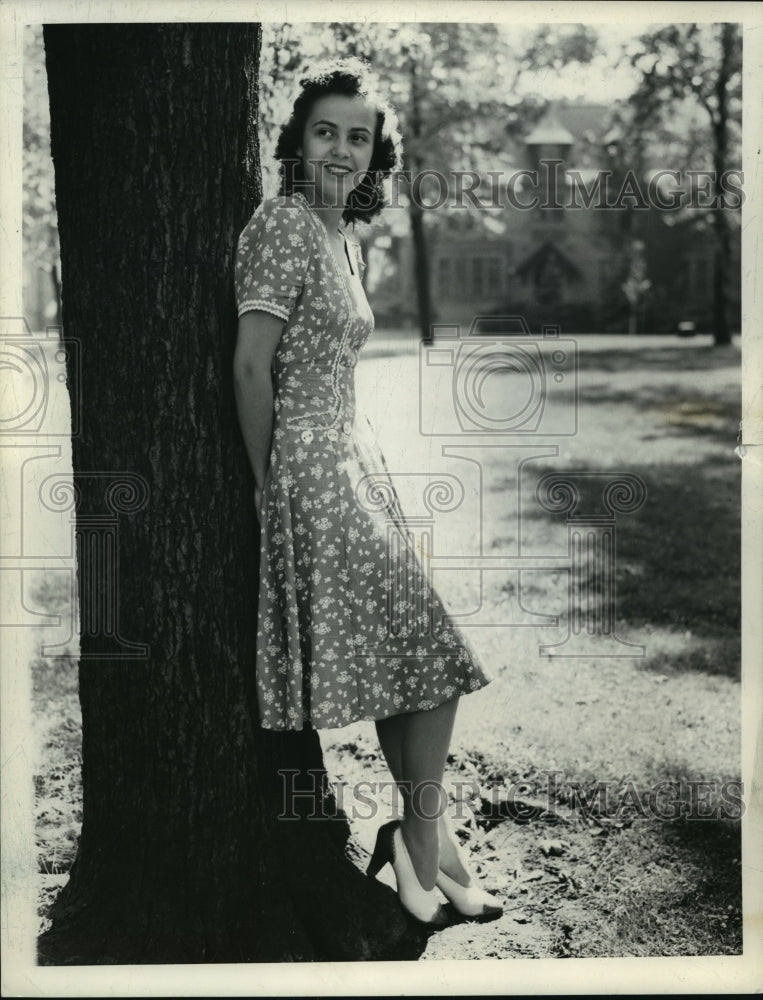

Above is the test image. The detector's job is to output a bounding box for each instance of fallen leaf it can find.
[519,869,545,882]
[540,838,565,857]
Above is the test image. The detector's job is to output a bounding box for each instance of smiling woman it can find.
[297,96,376,217]
[273,60,401,227]
[232,59,502,929]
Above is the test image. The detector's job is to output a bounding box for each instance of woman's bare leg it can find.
[375,712,405,784]
[398,700,462,889]
[376,702,494,898]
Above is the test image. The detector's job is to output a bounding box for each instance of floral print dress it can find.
[235,192,492,730]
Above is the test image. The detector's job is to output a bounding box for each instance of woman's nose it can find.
[332,134,350,158]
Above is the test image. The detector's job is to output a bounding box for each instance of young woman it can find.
[233,60,501,926]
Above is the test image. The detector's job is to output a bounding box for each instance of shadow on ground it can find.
[575,342,741,375]
[507,454,740,677]
[576,383,740,447]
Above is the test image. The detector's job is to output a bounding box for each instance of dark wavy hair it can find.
[274,58,403,226]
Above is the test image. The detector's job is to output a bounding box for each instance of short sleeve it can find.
[234,198,312,323]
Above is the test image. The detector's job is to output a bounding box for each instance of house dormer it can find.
[525,108,575,171]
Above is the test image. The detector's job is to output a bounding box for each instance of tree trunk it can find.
[407,61,434,343]
[39,22,410,965]
[711,23,733,347]
[712,201,731,346]
[409,200,434,342]
[50,261,62,327]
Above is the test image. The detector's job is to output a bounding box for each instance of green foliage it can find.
[518,23,599,75]
[624,23,742,169]
[24,25,60,271]
[24,24,61,328]
[322,22,598,174]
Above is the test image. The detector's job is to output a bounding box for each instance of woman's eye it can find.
[350,134,369,144]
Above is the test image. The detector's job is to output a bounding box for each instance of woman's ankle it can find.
[437,813,473,886]
[400,818,439,891]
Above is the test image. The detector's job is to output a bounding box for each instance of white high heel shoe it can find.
[435,869,503,920]
[367,820,448,927]
[436,811,503,919]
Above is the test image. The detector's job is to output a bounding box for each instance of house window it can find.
[486,258,501,295]
[437,255,504,300]
[471,258,484,295]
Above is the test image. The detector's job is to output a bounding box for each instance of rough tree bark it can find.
[39,22,414,965]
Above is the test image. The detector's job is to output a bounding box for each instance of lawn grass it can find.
[31,334,743,957]
[32,650,81,932]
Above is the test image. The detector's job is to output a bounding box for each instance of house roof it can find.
[525,111,575,147]
[525,103,614,149]
[515,241,583,280]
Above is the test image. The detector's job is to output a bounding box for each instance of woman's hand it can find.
[254,466,271,523]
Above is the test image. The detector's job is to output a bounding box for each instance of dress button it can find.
[342,421,353,435]
[326,428,339,442]
[300,429,314,444]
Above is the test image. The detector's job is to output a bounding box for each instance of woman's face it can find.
[297,93,377,210]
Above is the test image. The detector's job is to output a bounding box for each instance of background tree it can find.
[39,22,409,964]
[626,23,742,345]
[24,24,61,327]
